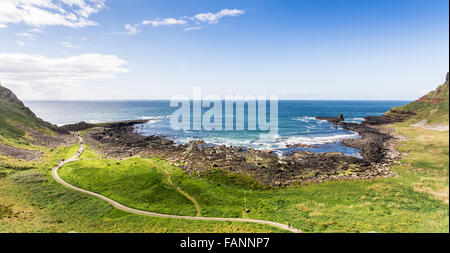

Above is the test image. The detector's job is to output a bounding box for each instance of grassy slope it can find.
[387,79,449,125]
[0,143,285,233]
[0,89,56,141]
[0,86,71,176]
[0,133,284,232]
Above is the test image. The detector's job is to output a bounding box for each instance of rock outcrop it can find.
[316,114,344,124]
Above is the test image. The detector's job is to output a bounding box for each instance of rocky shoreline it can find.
[74,113,410,187]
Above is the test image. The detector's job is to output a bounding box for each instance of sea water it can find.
[25,100,409,156]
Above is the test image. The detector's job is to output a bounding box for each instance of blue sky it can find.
[0,0,448,100]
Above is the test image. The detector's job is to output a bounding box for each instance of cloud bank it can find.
[0,53,128,99]
[0,0,106,28]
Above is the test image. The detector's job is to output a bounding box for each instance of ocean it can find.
[24,100,409,157]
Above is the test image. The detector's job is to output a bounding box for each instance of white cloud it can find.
[16,32,38,40]
[184,26,202,31]
[0,53,128,99]
[142,18,187,27]
[119,8,244,35]
[194,9,244,24]
[0,0,106,28]
[28,28,44,33]
[16,40,25,46]
[61,41,79,48]
[16,28,45,41]
[124,23,140,35]
[119,18,187,36]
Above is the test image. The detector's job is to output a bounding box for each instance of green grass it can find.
[58,123,449,233]
[0,139,80,174]
[0,140,285,232]
[59,158,198,216]
[0,99,55,141]
[0,168,285,233]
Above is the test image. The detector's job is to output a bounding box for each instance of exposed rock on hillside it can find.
[0,144,41,161]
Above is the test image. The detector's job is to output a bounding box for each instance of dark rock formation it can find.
[364,110,415,125]
[60,121,95,132]
[316,115,344,124]
[100,120,149,128]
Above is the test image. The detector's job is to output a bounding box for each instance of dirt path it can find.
[52,135,302,233]
[160,169,201,217]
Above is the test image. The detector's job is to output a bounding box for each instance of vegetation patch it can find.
[0,204,14,219]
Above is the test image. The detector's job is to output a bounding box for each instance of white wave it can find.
[86,119,102,124]
[283,133,359,145]
[173,132,360,151]
[293,116,328,124]
[296,116,316,120]
[139,115,169,124]
[293,116,315,122]
[344,117,365,123]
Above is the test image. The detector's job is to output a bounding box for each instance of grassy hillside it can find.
[0,85,60,141]
[387,73,449,126]
[57,137,448,233]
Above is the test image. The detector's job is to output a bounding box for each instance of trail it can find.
[160,169,201,217]
[52,135,302,233]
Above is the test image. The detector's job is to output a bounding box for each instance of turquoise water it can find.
[25,100,409,156]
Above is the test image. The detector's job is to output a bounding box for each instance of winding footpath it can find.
[161,169,202,217]
[52,135,302,233]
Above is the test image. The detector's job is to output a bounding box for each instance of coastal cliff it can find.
[385,72,449,130]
